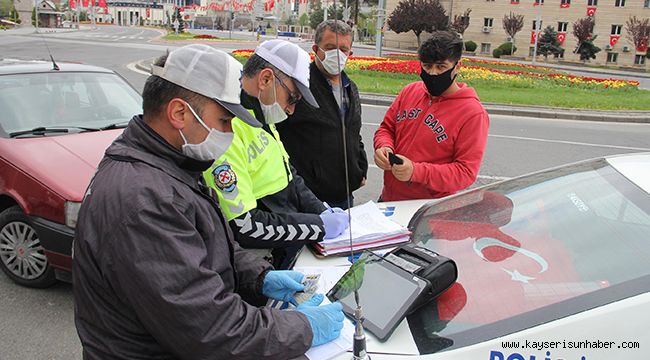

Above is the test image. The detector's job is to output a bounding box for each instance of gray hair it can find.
[314,20,353,45]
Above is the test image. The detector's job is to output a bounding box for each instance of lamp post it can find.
[374,0,385,57]
[34,0,39,33]
[531,0,542,65]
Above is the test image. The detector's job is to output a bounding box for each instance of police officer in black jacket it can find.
[276,20,368,209]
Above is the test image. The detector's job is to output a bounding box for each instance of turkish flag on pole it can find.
[560,2,570,8]
[586,6,596,16]
[557,32,566,45]
[531,31,538,45]
[81,0,89,8]
[70,0,77,8]
[610,35,621,47]
[98,0,106,8]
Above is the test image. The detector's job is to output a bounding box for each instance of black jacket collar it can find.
[310,61,351,90]
[106,115,213,188]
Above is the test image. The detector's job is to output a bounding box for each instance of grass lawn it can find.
[346,70,650,111]
[161,32,195,40]
[160,32,246,41]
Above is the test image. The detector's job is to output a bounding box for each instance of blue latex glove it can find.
[321,203,346,215]
[319,212,349,239]
[296,294,345,347]
[262,270,305,304]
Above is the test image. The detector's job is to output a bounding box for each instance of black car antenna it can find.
[35,24,60,71]
[49,53,60,71]
[326,0,370,358]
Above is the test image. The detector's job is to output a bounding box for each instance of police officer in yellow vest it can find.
[204,40,349,269]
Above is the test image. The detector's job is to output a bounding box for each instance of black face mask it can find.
[420,64,457,97]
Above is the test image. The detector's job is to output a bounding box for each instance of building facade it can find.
[104,0,171,26]
[383,0,650,67]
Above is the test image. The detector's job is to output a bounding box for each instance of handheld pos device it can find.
[327,244,457,342]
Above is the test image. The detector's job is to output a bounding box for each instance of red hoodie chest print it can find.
[396,107,449,144]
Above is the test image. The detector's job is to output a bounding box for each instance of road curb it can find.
[359,93,650,123]
[135,58,154,73]
[135,58,650,123]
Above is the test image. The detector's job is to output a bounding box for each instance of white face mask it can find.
[179,102,234,161]
[259,76,288,124]
[317,47,348,76]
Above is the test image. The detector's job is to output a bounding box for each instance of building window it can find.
[615,0,625,7]
[588,0,598,5]
[561,0,570,4]
[534,0,544,4]
[607,52,618,63]
[481,43,491,53]
[635,55,646,65]
[611,25,622,35]
[554,52,565,59]
[533,20,543,30]
[484,18,494,28]
[558,22,568,32]
[645,0,649,7]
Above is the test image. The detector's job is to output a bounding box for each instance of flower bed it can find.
[232,50,640,90]
[193,34,219,39]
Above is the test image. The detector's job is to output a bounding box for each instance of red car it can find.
[0,59,142,287]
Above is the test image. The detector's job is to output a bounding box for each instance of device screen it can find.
[331,259,426,339]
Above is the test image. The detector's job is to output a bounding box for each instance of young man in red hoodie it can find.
[374,30,489,201]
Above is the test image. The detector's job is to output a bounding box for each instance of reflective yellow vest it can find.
[203,116,293,220]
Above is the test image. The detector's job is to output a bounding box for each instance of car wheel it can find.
[0,206,56,288]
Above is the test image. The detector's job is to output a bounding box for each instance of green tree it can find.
[0,0,12,18]
[575,37,601,61]
[309,6,343,30]
[174,7,184,32]
[10,7,21,23]
[572,17,600,61]
[31,7,40,27]
[309,9,323,30]
[537,26,563,59]
[298,13,309,27]
[387,0,448,47]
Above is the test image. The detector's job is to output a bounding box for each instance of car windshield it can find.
[0,71,142,136]
[405,158,650,354]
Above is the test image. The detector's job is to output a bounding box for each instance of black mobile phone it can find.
[389,152,404,166]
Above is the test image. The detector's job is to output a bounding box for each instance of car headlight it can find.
[65,201,82,229]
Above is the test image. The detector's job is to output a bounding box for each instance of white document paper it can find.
[321,201,409,245]
[294,266,356,360]
[305,318,355,360]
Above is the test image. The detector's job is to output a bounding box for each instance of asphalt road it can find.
[1,26,650,359]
